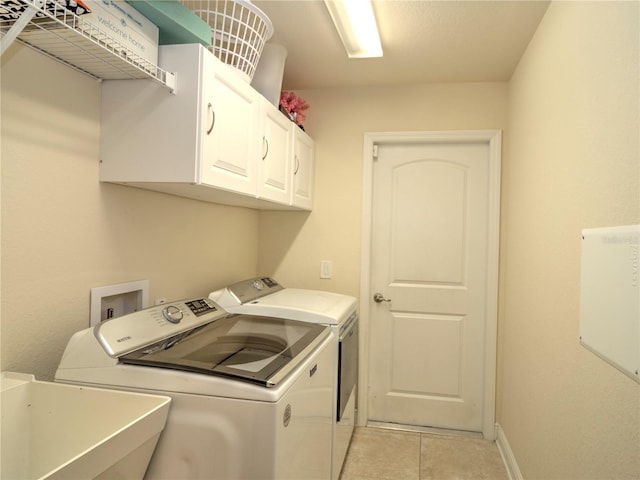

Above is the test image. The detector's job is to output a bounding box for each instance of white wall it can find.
[1,45,259,381]
[500,2,639,478]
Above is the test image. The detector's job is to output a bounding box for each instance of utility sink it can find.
[1,372,171,480]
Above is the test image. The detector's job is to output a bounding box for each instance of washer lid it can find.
[118,314,329,387]
[223,288,358,325]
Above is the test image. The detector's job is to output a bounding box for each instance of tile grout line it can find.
[418,433,423,480]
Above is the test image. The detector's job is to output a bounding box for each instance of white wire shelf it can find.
[0,0,176,91]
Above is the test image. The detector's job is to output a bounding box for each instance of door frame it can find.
[359,130,502,440]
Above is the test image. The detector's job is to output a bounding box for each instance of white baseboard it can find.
[495,423,523,480]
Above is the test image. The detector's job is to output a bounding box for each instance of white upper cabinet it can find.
[200,51,260,196]
[258,98,292,205]
[100,43,312,211]
[291,127,315,210]
[101,44,207,185]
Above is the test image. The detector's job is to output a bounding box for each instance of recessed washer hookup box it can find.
[82,0,159,66]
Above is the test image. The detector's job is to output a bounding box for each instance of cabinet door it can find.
[258,99,292,204]
[200,58,260,196]
[291,127,314,210]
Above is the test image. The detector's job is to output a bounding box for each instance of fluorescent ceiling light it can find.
[324,0,383,58]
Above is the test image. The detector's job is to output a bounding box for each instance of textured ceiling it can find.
[252,0,550,90]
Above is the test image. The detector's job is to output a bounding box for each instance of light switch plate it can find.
[320,260,333,279]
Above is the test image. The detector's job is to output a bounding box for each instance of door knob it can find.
[373,292,391,303]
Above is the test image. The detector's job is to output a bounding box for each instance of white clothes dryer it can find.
[210,278,358,480]
[56,297,334,480]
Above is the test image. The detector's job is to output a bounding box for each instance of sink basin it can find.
[1,372,170,480]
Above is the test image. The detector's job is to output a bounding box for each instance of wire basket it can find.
[183,0,273,82]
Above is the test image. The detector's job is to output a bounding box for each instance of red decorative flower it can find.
[279,91,309,125]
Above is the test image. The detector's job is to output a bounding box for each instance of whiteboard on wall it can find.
[579,225,639,383]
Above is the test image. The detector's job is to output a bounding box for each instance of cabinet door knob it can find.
[294,155,300,174]
[262,136,269,160]
[206,103,215,135]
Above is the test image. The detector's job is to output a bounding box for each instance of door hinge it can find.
[372,144,379,159]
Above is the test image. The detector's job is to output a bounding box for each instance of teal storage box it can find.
[126,0,211,46]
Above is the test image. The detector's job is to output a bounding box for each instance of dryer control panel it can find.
[210,277,284,306]
[95,298,226,358]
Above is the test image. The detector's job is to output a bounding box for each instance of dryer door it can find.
[120,314,329,387]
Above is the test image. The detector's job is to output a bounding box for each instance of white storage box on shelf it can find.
[1,372,171,480]
[81,0,159,65]
[251,43,287,106]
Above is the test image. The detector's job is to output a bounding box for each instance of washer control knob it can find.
[162,305,183,324]
[252,279,265,291]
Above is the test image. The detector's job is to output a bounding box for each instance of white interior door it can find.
[366,133,500,434]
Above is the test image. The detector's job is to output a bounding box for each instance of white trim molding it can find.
[358,130,502,441]
[495,423,524,480]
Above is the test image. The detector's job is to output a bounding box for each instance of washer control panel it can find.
[185,298,217,316]
[95,298,226,358]
[162,305,183,324]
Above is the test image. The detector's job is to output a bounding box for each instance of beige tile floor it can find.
[339,426,509,480]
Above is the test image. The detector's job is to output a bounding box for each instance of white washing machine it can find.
[210,278,358,480]
[55,297,334,480]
